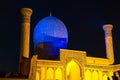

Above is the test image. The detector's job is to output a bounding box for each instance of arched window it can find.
[92,71,98,80]
[85,70,92,80]
[103,75,108,80]
[55,68,62,80]
[47,68,54,80]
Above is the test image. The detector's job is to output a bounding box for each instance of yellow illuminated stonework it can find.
[0,8,120,80]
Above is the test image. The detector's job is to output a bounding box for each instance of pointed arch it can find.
[103,75,108,80]
[85,70,92,80]
[55,68,62,80]
[92,71,99,80]
[66,60,81,80]
[47,68,54,80]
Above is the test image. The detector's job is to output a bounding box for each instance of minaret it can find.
[20,8,32,60]
[103,24,114,64]
[19,8,32,75]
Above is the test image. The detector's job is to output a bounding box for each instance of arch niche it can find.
[66,60,81,80]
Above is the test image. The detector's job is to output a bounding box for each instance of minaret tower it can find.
[103,24,114,64]
[19,8,32,74]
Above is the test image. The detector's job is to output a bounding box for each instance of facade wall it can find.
[28,49,120,80]
[1,49,120,80]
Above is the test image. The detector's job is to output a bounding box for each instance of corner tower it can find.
[33,16,68,60]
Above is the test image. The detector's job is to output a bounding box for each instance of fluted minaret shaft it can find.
[103,24,114,64]
[20,8,32,61]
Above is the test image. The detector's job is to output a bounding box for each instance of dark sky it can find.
[0,0,120,72]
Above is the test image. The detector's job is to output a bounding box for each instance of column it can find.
[103,24,114,64]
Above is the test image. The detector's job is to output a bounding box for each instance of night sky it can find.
[0,0,120,72]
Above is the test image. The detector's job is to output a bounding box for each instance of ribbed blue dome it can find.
[33,16,68,48]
